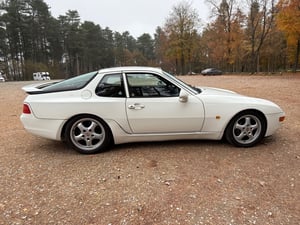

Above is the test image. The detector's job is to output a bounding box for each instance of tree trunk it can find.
[250,49,256,74]
[180,52,185,75]
[76,53,80,75]
[256,53,260,73]
[293,39,300,73]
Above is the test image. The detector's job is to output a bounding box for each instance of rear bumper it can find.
[20,114,65,141]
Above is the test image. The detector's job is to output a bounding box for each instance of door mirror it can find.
[179,90,189,103]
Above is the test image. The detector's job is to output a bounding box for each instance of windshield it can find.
[162,71,201,94]
[41,71,97,93]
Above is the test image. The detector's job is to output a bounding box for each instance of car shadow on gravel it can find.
[30,139,77,156]
[34,139,228,155]
[108,139,233,153]
[110,135,279,154]
[33,136,277,156]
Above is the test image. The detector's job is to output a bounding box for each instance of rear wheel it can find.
[225,111,266,147]
[65,115,112,154]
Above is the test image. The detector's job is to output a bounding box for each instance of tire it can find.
[64,115,112,154]
[225,111,267,147]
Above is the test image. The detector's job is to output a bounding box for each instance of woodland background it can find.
[0,0,299,80]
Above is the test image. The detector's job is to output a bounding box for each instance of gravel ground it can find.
[0,74,299,225]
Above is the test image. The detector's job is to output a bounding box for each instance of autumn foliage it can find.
[276,0,300,72]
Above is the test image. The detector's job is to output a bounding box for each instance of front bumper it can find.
[265,112,285,137]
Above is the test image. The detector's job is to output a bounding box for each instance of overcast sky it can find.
[43,0,210,37]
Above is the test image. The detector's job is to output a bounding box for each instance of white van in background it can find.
[33,72,51,81]
[0,71,5,82]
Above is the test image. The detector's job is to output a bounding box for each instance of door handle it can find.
[128,103,145,110]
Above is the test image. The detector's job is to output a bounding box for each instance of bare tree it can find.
[246,0,276,73]
[206,0,244,71]
[164,1,200,74]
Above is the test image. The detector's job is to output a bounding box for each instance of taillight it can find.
[23,104,31,114]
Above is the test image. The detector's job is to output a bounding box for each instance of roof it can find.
[98,66,163,74]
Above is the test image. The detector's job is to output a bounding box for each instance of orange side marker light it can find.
[279,116,285,122]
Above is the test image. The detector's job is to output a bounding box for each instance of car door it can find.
[125,72,205,133]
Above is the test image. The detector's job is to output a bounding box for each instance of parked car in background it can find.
[21,66,285,154]
[201,68,223,75]
[33,72,51,81]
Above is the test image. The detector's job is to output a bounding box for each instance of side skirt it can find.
[106,120,222,145]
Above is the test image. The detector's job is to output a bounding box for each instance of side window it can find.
[96,74,125,97]
[126,73,180,97]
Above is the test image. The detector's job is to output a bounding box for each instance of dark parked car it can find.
[201,68,222,75]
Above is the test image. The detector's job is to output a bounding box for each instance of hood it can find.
[197,86,283,113]
[199,86,242,96]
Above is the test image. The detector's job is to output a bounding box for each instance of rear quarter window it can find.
[95,74,125,97]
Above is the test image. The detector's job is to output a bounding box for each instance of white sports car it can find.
[20,67,285,154]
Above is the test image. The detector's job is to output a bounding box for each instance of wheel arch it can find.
[61,113,115,145]
[222,108,268,140]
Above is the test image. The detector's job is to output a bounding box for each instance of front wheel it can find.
[225,111,267,147]
[64,115,112,154]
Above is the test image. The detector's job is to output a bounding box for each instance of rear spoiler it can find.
[22,81,60,94]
